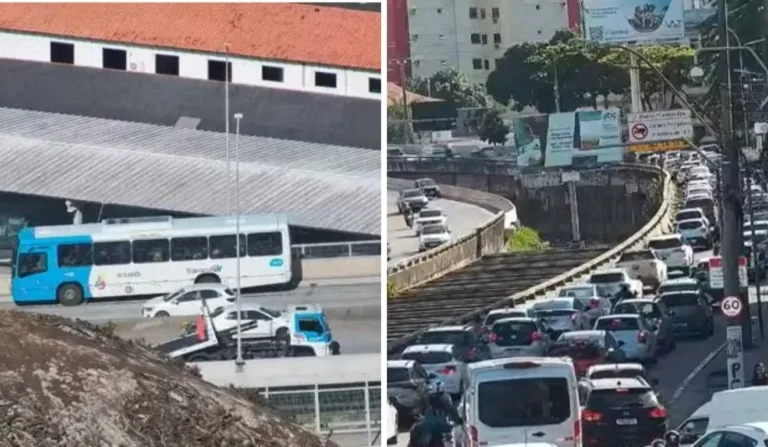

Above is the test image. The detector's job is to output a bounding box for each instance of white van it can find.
[454,357,581,447]
[677,385,768,445]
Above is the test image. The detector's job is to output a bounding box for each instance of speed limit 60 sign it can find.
[722,296,743,318]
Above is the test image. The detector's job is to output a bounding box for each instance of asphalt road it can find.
[387,191,493,266]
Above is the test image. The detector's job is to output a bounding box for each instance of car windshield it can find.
[492,321,537,346]
[260,307,281,318]
[559,287,595,299]
[533,300,573,311]
[419,210,442,218]
[678,221,703,230]
[419,331,466,346]
[661,293,699,307]
[613,302,660,318]
[422,225,447,235]
[587,388,657,409]
[477,378,570,427]
[686,199,714,210]
[404,190,422,198]
[419,179,436,186]
[401,351,452,365]
[484,311,527,326]
[548,341,602,359]
[589,369,646,380]
[618,251,655,262]
[164,289,185,302]
[649,239,682,250]
[596,318,640,331]
[590,273,624,283]
[387,367,411,383]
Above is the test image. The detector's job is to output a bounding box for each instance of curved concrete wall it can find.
[387,160,666,294]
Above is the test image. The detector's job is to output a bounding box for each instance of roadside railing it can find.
[258,382,381,446]
[291,241,380,259]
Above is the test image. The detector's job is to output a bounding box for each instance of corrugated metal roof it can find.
[0,108,381,236]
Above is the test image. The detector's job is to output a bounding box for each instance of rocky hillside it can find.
[0,310,338,447]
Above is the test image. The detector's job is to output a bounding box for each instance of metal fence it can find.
[292,240,381,259]
[260,382,381,446]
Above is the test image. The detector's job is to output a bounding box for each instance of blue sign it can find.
[269,258,284,267]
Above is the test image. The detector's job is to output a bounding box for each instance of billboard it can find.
[513,109,623,167]
[582,0,685,44]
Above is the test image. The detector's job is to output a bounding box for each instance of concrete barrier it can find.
[302,256,379,280]
[387,178,514,293]
[388,166,679,349]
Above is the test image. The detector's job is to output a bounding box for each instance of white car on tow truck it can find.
[210,304,291,340]
[648,234,694,275]
[614,250,668,290]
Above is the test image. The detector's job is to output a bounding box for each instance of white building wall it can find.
[408,0,569,85]
[0,31,380,100]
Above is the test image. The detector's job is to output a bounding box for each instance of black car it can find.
[414,178,441,198]
[579,377,668,447]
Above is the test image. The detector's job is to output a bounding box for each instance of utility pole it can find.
[629,52,642,113]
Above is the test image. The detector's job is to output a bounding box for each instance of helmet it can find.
[620,283,630,291]
[664,430,681,445]
[650,440,665,447]
[428,380,445,394]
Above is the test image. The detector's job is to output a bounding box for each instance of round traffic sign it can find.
[722,296,743,318]
[631,123,648,141]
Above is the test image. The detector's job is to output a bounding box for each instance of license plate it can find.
[616,418,637,426]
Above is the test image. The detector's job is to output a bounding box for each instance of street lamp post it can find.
[234,112,244,373]
[225,43,232,215]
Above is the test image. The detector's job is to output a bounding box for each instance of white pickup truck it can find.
[587,268,644,301]
[648,234,695,275]
[614,249,668,290]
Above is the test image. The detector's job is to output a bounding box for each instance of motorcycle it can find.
[648,430,681,447]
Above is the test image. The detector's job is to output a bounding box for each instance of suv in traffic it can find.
[414,178,441,198]
[397,188,428,214]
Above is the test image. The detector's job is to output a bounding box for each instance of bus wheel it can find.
[194,274,220,284]
[58,284,84,307]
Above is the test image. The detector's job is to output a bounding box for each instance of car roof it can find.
[418,208,442,213]
[487,307,530,315]
[402,344,454,353]
[402,188,423,194]
[587,363,644,373]
[492,317,537,325]
[596,314,641,320]
[661,277,699,285]
[676,218,706,224]
[614,299,655,305]
[587,377,649,390]
[649,233,682,241]
[659,290,700,297]
[535,297,575,305]
[559,330,605,338]
[468,356,574,373]
[592,268,625,274]
[387,360,415,368]
[678,208,705,213]
[562,284,596,289]
[425,325,470,333]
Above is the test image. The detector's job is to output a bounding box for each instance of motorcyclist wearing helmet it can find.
[409,381,459,447]
[615,282,635,303]
[426,380,460,424]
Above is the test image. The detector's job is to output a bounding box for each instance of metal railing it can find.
[259,382,381,446]
[291,240,381,259]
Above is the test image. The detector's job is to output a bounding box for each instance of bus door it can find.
[13,245,52,301]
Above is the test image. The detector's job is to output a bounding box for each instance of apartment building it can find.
[405,0,576,84]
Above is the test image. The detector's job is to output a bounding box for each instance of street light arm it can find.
[696,46,768,81]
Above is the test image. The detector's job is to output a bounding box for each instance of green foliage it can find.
[507,226,545,252]
[477,108,510,145]
[407,68,492,108]
[387,105,414,144]
[487,30,694,113]
[387,280,400,299]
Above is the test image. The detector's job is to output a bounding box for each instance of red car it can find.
[546,330,626,376]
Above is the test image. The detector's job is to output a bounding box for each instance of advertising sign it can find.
[627,109,693,143]
[628,139,687,153]
[537,109,623,167]
[582,0,686,44]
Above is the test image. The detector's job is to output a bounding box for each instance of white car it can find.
[210,304,291,339]
[587,268,644,298]
[386,400,398,445]
[414,208,447,236]
[419,223,451,251]
[530,297,591,338]
[647,234,694,274]
[557,284,612,324]
[141,284,236,318]
[685,422,768,446]
[675,207,710,229]
[614,250,668,289]
[675,218,712,249]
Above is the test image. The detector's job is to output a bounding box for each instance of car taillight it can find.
[582,409,602,422]
[637,331,648,343]
[649,407,667,419]
[439,365,457,375]
[469,425,479,447]
[574,419,581,443]
[530,331,542,342]
[489,332,498,343]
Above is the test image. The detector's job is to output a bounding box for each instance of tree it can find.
[407,68,492,108]
[487,43,556,112]
[387,105,414,144]
[477,108,510,145]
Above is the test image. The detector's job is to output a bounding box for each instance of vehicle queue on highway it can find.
[387,149,768,447]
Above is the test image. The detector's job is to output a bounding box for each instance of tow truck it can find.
[155,300,340,362]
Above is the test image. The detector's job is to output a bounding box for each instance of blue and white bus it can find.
[12,214,292,306]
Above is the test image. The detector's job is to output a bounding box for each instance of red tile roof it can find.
[0,3,380,71]
[387,82,441,106]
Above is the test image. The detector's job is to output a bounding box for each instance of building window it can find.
[207,60,232,82]
[102,47,127,70]
[436,8,443,13]
[494,33,502,44]
[536,4,541,9]
[262,65,284,82]
[471,33,481,44]
[409,34,419,42]
[484,59,490,70]
[439,34,445,40]
[155,54,179,76]
[315,71,337,88]
[50,41,74,64]
[469,7,478,18]
[369,77,381,94]
[492,7,500,19]
[472,58,483,70]
[481,34,488,45]
[480,8,486,19]
[409,7,417,15]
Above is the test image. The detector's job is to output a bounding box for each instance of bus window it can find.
[171,236,209,261]
[18,253,47,277]
[57,243,92,267]
[247,232,283,256]
[132,239,170,263]
[94,241,131,265]
[209,234,246,259]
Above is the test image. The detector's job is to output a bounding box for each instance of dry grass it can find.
[0,310,339,447]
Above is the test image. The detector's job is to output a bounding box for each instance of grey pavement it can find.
[386,191,493,266]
